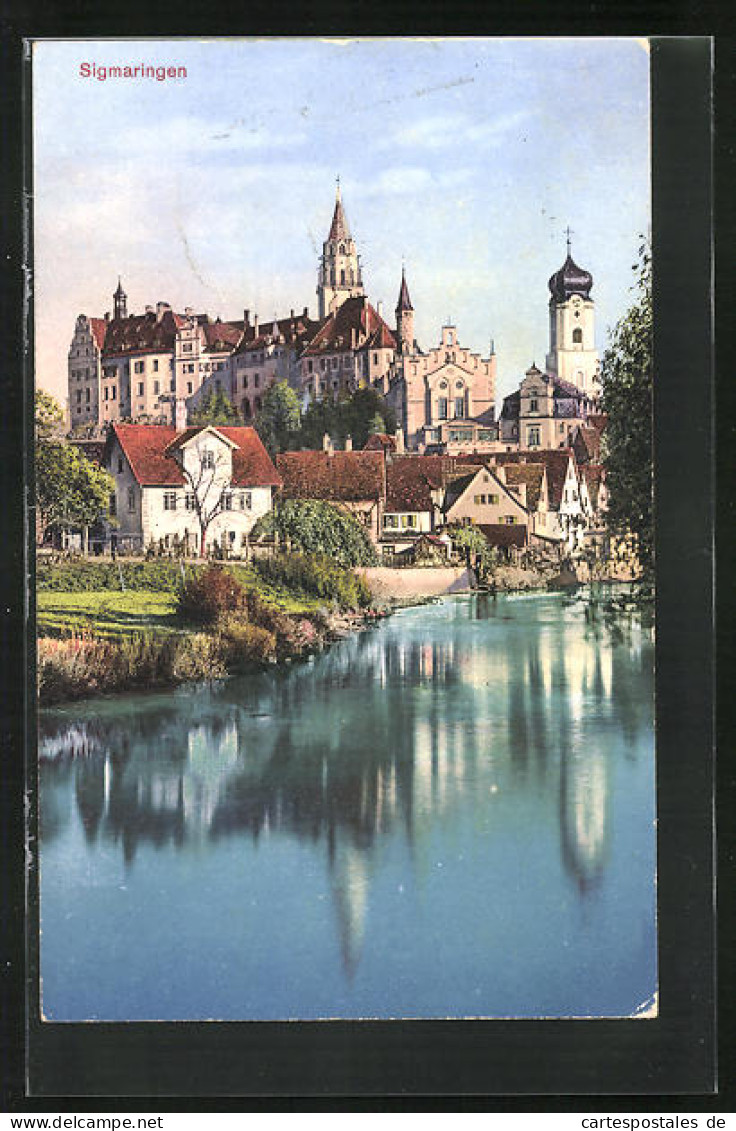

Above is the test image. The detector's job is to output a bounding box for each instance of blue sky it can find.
[33,37,650,405]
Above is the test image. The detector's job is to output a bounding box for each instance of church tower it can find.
[113,278,128,321]
[317,182,364,320]
[395,267,415,355]
[545,235,600,399]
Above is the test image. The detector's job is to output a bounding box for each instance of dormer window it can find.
[201,450,215,470]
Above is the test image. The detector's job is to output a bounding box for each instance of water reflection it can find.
[40,593,654,982]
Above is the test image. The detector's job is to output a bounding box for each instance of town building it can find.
[275,447,386,543]
[103,422,281,555]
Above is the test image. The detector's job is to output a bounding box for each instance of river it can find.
[38,590,656,1021]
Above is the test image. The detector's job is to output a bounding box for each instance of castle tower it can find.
[113,278,127,321]
[317,181,364,320]
[545,233,600,399]
[395,266,414,355]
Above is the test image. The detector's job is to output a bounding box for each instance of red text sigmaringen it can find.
[79,63,188,82]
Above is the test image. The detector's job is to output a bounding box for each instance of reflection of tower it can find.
[559,740,611,893]
[329,842,370,979]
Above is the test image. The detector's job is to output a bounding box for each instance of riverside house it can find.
[275,447,386,543]
[103,423,281,555]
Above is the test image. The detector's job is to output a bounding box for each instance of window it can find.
[76,390,81,403]
[117,457,123,473]
[528,426,541,447]
[221,491,233,511]
[239,492,252,510]
[437,397,448,420]
[254,374,260,388]
[454,397,465,419]
[383,515,399,530]
[111,387,117,400]
[308,360,313,373]
[332,357,338,370]
[127,487,135,512]
[138,382,144,396]
[243,398,251,418]
[187,382,193,395]
[85,388,90,402]
[373,353,378,365]
[201,450,215,470]
[572,328,583,344]
[506,516,517,525]
[104,387,109,401]
[164,492,177,511]
[153,359,159,372]
[185,493,196,511]
[170,379,175,392]
[400,515,417,529]
[529,398,538,412]
[320,360,326,372]
[109,493,117,517]
[243,376,248,389]
[183,343,193,353]
[559,423,565,434]
[490,493,499,505]
[153,381,160,394]
[134,361,144,374]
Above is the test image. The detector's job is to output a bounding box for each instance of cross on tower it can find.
[565,225,574,255]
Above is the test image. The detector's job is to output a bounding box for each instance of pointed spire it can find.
[396,266,413,312]
[114,276,126,297]
[328,181,351,241]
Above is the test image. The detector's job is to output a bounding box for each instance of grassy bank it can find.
[37,556,381,705]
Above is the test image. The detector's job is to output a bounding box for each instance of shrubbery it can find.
[37,558,190,593]
[253,553,372,609]
[178,564,248,625]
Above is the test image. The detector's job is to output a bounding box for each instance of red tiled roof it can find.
[89,318,109,351]
[102,310,181,357]
[581,463,605,508]
[302,297,396,358]
[477,523,528,548]
[501,463,546,511]
[276,450,385,502]
[491,449,574,511]
[201,320,243,353]
[363,432,397,452]
[108,423,281,488]
[587,413,608,434]
[358,319,397,352]
[232,314,323,356]
[386,456,447,512]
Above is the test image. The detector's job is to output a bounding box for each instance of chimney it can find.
[184,306,193,317]
[104,312,110,322]
[145,304,154,314]
[322,432,333,455]
[244,309,250,326]
[253,313,259,335]
[377,301,383,319]
[175,397,188,431]
[156,301,169,322]
[395,430,405,454]
[290,309,294,318]
[303,306,308,317]
[344,435,353,452]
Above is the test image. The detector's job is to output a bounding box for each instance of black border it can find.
[1,27,721,1106]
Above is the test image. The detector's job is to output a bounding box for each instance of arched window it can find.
[572,328,583,344]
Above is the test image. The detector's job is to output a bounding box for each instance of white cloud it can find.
[378,108,533,153]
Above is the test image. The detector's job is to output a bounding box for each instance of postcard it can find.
[31,36,661,1043]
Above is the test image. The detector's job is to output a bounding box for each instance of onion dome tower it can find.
[545,232,600,399]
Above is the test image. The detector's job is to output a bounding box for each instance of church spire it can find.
[317,181,364,319]
[395,266,415,355]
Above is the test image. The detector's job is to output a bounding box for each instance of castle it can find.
[67,186,601,454]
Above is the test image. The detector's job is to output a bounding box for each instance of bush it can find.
[253,553,372,609]
[215,615,276,665]
[178,565,248,625]
[170,633,228,682]
[253,499,378,567]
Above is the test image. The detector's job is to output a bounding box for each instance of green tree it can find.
[190,387,240,426]
[254,380,302,455]
[599,240,653,579]
[253,499,378,566]
[35,391,114,545]
[295,387,395,451]
[446,523,499,579]
[297,397,341,450]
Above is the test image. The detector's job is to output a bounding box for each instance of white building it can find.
[103,423,281,556]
